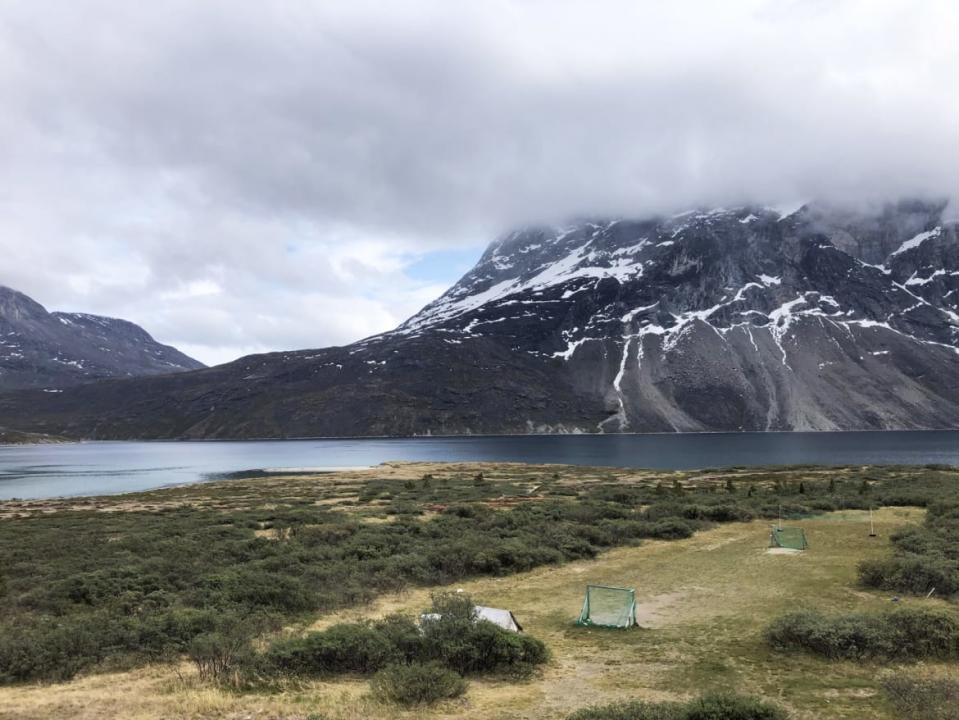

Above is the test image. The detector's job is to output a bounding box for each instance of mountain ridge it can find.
[1,199,958,438]
[0,285,205,392]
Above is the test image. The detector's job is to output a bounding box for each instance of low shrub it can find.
[857,500,959,598]
[647,519,695,540]
[881,673,959,720]
[262,593,548,680]
[370,661,467,706]
[858,557,959,596]
[702,505,755,523]
[424,612,547,677]
[0,616,104,683]
[0,608,227,683]
[805,498,839,512]
[764,608,959,661]
[419,592,547,676]
[187,630,255,686]
[265,622,394,675]
[567,693,787,720]
[370,613,426,663]
[443,503,481,518]
[884,607,959,658]
[683,693,788,720]
[568,699,684,720]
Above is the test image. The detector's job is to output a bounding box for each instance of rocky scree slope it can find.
[0,286,204,391]
[1,200,958,438]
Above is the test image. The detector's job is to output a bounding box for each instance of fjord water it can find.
[2,431,959,500]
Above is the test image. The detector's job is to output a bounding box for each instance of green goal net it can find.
[770,526,808,550]
[576,584,637,628]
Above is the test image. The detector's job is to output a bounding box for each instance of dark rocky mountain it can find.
[1,199,959,438]
[0,286,204,391]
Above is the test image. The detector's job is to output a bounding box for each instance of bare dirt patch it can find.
[634,591,688,628]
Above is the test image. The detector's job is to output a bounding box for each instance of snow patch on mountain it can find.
[891,227,941,257]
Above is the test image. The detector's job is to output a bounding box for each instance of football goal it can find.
[576,584,637,628]
[769,526,808,550]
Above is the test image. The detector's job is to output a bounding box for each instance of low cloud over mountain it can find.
[2,1,958,364]
[2,200,958,438]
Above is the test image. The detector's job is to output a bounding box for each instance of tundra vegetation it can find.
[0,461,957,718]
[879,672,959,720]
[567,693,788,720]
[764,607,959,661]
[184,591,547,703]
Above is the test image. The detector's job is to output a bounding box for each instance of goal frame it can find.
[575,584,638,628]
[769,526,809,551]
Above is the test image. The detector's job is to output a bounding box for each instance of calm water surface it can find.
[1,431,958,500]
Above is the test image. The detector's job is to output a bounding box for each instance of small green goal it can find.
[576,584,637,628]
[769,526,808,551]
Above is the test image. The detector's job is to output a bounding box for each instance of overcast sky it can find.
[1,1,957,365]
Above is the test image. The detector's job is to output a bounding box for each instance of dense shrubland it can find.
[858,499,959,596]
[0,464,955,684]
[764,607,959,661]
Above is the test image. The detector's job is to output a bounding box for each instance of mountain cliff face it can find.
[1,200,958,438]
[0,286,204,391]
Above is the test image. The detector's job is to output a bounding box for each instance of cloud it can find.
[1,0,957,363]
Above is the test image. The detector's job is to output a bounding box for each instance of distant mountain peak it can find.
[0,286,204,392]
[0,285,49,322]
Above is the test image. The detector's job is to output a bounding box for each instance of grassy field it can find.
[309,507,950,719]
[1,459,956,719]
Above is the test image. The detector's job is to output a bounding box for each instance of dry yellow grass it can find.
[0,506,953,720]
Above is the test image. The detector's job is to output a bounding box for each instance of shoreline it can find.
[0,459,953,506]
[3,427,959,445]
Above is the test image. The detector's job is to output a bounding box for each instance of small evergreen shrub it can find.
[370,661,467,705]
[265,622,394,675]
[188,629,256,685]
[683,693,788,720]
[371,613,426,663]
[419,592,548,676]
[858,557,959,596]
[568,699,684,720]
[647,519,695,540]
[702,505,754,522]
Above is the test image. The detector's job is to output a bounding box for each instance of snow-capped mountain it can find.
[1,199,958,438]
[0,286,204,391]
[385,199,959,432]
